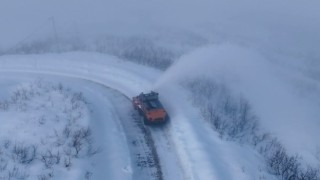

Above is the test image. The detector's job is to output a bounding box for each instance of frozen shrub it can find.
[298,166,319,180]
[265,141,299,179]
[85,171,93,180]
[95,36,174,69]
[63,156,72,168]
[184,78,260,143]
[8,166,29,179]
[184,78,319,180]
[37,174,49,180]
[69,127,93,157]
[12,143,37,164]
[0,158,8,172]
[40,150,60,169]
[0,80,98,179]
[0,100,9,111]
[5,35,175,70]
[6,37,87,55]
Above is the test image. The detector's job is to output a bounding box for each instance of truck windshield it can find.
[147,100,163,109]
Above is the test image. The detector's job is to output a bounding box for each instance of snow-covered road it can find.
[0,52,274,180]
[0,72,166,180]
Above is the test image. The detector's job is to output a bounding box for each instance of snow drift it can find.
[156,44,320,166]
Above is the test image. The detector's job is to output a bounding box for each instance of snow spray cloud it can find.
[154,44,272,89]
[155,44,320,163]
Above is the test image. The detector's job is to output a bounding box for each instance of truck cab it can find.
[132,91,168,124]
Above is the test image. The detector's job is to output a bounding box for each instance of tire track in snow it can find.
[149,122,190,180]
[104,90,163,180]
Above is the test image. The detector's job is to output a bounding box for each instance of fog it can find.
[1,0,320,165]
[1,0,320,61]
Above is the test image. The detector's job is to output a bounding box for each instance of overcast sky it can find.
[1,0,320,58]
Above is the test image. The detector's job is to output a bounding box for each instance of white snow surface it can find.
[0,74,132,180]
[0,52,281,179]
[155,44,320,167]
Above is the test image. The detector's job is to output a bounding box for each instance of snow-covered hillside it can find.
[157,44,320,165]
[0,52,281,180]
[1,0,320,179]
[0,75,135,179]
[1,50,319,179]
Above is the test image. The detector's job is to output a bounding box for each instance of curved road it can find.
[0,53,185,180]
[0,52,270,180]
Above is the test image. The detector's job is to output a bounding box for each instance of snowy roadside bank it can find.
[0,52,277,179]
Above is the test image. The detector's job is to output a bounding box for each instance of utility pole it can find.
[50,17,60,53]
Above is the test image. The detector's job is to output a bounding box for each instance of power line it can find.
[49,17,61,53]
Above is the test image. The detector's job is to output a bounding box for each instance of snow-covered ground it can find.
[1,49,319,180]
[0,52,279,179]
[0,74,134,179]
[1,0,319,179]
[155,45,320,167]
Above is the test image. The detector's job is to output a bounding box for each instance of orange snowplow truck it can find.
[132,91,168,124]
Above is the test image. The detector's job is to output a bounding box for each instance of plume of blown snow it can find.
[155,44,320,165]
